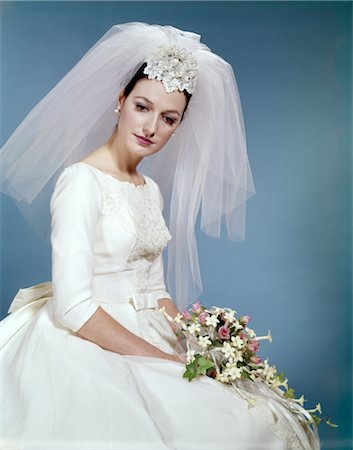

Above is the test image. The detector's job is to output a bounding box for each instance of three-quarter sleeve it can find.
[146,253,172,302]
[50,166,101,332]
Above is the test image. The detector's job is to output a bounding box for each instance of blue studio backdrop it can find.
[0,2,351,449]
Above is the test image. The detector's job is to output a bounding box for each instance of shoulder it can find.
[50,163,101,210]
[54,163,100,191]
[143,174,158,189]
[143,174,161,196]
[143,175,165,210]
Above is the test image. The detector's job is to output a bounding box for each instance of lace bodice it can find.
[98,168,172,290]
[99,169,171,261]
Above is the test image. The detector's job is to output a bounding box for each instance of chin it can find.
[138,142,164,154]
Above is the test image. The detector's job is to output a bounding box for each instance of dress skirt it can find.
[0,282,319,450]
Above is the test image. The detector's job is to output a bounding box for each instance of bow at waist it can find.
[128,293,159,311]
[95,292,160,312]
[92,274,162,311]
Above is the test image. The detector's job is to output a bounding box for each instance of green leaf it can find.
[241,371,252,381]
[283,388,295,399]
[182,361,198,382]
[278,371,285,382]
[196,356,214,376]
[182,356,214,381]
[311,414,321,426]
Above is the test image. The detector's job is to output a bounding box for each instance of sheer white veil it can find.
[0,22,256,312]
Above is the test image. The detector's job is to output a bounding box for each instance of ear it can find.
[117,90,126,107]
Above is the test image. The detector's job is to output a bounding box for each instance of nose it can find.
[143,113,158,138]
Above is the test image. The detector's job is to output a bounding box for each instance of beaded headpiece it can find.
[143,45,198,94]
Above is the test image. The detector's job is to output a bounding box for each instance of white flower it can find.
[224,310,236,323]
[281,377,289,390]
[307,403,322,415]
[225,363,242,381]
[198,335,212,349]
[159,306,173,322]
[188,322,201,334]
[231,335,245,350]
[271,376,289,390]
[233,320,243,331]
[173,312,184,324]
[158,306,166,314]
[186,350,196,363]
[245,327,256,338]
[255,330,272,344]
[294,395,305,406]
[271,378,282,389]
[221,342,236,359]
[205,314,220,328]
[233,349,244,363]
[260,361,277,382]
[216,372,230,383]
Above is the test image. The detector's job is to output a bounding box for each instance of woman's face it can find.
[116,77,187,158]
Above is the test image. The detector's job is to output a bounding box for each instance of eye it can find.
[164,116,176,125]
[135,103,148,111]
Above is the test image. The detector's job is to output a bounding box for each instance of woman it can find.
[0,23,320,449]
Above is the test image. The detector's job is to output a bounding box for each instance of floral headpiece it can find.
[143,44,198,94]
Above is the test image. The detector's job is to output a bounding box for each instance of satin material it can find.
[0,164,319,449]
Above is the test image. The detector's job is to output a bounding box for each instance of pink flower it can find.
[182,309,192,320]
[198,311,209,324]
[247,339,260,352]
[239,315,251,326]
[250,356,262,365]
[192,301,202,314]
[238,331,246,340]
[218,325,231,340]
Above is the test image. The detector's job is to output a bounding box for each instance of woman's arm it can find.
[158,297,182,335]
[75,305,183,362]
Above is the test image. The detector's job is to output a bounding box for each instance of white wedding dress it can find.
[0,162,320,449]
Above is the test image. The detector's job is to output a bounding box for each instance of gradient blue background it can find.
[1,2,352,449]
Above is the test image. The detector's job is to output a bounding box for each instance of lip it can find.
[134,134,153,145]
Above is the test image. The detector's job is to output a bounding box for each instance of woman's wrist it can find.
[158,298,181,333]
[161,351,186,364]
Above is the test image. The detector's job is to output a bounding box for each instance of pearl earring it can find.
[114,104,121,114]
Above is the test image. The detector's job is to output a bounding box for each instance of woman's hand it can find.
[158,298,183,336]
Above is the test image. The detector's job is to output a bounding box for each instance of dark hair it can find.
[122,62,192,122]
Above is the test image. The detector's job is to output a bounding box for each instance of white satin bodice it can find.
[49,162,177,351]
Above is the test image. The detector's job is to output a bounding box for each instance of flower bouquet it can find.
[159,301,336,430]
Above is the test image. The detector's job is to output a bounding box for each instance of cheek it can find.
[121,109,140,127]
[161,132,175,149]
[161,124,176,137]
[160,130,173,143]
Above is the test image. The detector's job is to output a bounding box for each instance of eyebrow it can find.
[134,96,181,117]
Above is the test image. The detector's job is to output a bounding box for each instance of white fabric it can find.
[0,22,256,312]
[0,163,319,449]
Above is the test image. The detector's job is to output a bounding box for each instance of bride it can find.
[0,22,320,449]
